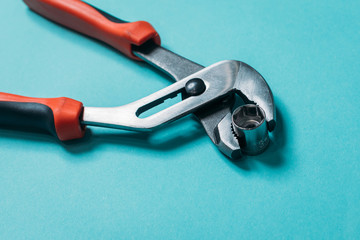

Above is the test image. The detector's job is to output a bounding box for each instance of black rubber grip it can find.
[0,101,56,136]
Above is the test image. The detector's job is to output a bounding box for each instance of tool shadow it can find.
[0,115,206,154]
[67,116,207,153]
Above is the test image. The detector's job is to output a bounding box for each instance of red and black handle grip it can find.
[0,93,85,141]
[23,0,161,59]
[2,1,160,139]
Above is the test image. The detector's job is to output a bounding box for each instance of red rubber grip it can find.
[23,0,161,59]
[0,93,85,141]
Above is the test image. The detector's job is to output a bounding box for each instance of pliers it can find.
[0,0,276,159]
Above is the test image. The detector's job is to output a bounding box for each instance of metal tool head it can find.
[191,60,276,159]
[83,59,275,159]
[133,44,275,159]
[118,44,277,159]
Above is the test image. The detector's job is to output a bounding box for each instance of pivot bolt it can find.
[185,78,206,96]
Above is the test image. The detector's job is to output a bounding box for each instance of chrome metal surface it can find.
[133,43,244,158]
[133,42,204,81]
[83,61,237,130]
[232,104,270,155]
[215,112,243,159]
[82,58,276,159]
[234,62,276,131]
[133,43,275,158]
[133,43,236,154]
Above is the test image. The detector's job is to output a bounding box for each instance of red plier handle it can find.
[0,1,162,140]
[23,0,161,59]
[0,93,84,141]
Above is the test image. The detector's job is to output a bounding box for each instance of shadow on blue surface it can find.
[0,115,206,152]
[65,117,207,153]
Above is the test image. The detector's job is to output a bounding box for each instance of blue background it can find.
[1,0,359,239]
